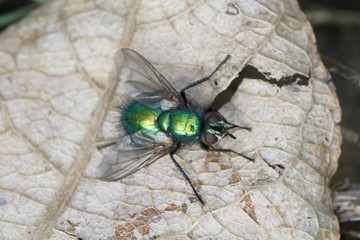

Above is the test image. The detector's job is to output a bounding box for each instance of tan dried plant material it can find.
[0,0,341,239]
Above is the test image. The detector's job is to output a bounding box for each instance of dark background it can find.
[1,0,359,237]
[299,0,360,237]
[299,1,360,180]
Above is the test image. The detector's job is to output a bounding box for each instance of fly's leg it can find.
[170,143,205,205]
[201,143,279,169]
[200,142,254,162]
[180,55,231,105]
[222,117,252,131]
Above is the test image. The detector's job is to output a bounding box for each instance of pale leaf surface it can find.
[0,0,341,239]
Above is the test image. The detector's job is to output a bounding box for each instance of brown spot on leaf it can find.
[206,152,220,162]
[115,222,136,240]
[65,220,78,232]
[241,195,258,223]
[133,208,161,235]
[164,203,188,213]
[219,163,231,170]
[189,196,198,203]
[116,208,161,238]
[228,173,240,184]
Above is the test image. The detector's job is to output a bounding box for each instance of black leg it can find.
[227,125,251,131]
[180,55,231,105]
[200,142,254,162]
[222,117,252,131]
[170,143,205,205]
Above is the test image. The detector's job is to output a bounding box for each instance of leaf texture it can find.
[0,0,341,239]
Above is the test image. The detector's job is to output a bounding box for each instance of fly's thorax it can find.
[158,111,170,132]
[163,108,204,142]
[121,101,162,134]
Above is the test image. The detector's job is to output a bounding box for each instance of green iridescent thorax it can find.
[158,112,170,131]
[122,102,204,142]
[121,102,162,134]
[165,108,203,142]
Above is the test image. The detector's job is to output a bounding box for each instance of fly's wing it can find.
[98,49,183,181]
[100,131,173,181]
[116,48,184,107]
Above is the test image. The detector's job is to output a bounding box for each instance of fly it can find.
[99,49,253,204]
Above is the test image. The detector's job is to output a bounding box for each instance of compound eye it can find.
[208,113,222,123]
[204,132,218,145]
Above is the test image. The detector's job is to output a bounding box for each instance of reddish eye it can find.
[208,113,222,123]
[204,132,218,145]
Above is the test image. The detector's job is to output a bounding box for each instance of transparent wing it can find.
[116,48,184,107]
[99,49,187,181]
[100,131,173,181]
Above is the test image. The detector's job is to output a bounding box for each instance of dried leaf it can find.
[0,0,341,239]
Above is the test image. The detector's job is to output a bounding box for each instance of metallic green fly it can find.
[100,49,253,204]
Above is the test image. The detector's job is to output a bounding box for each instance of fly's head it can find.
[201,110,248,146]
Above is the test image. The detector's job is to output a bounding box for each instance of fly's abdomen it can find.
[167,109,203,142]
[121,102,162,134]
